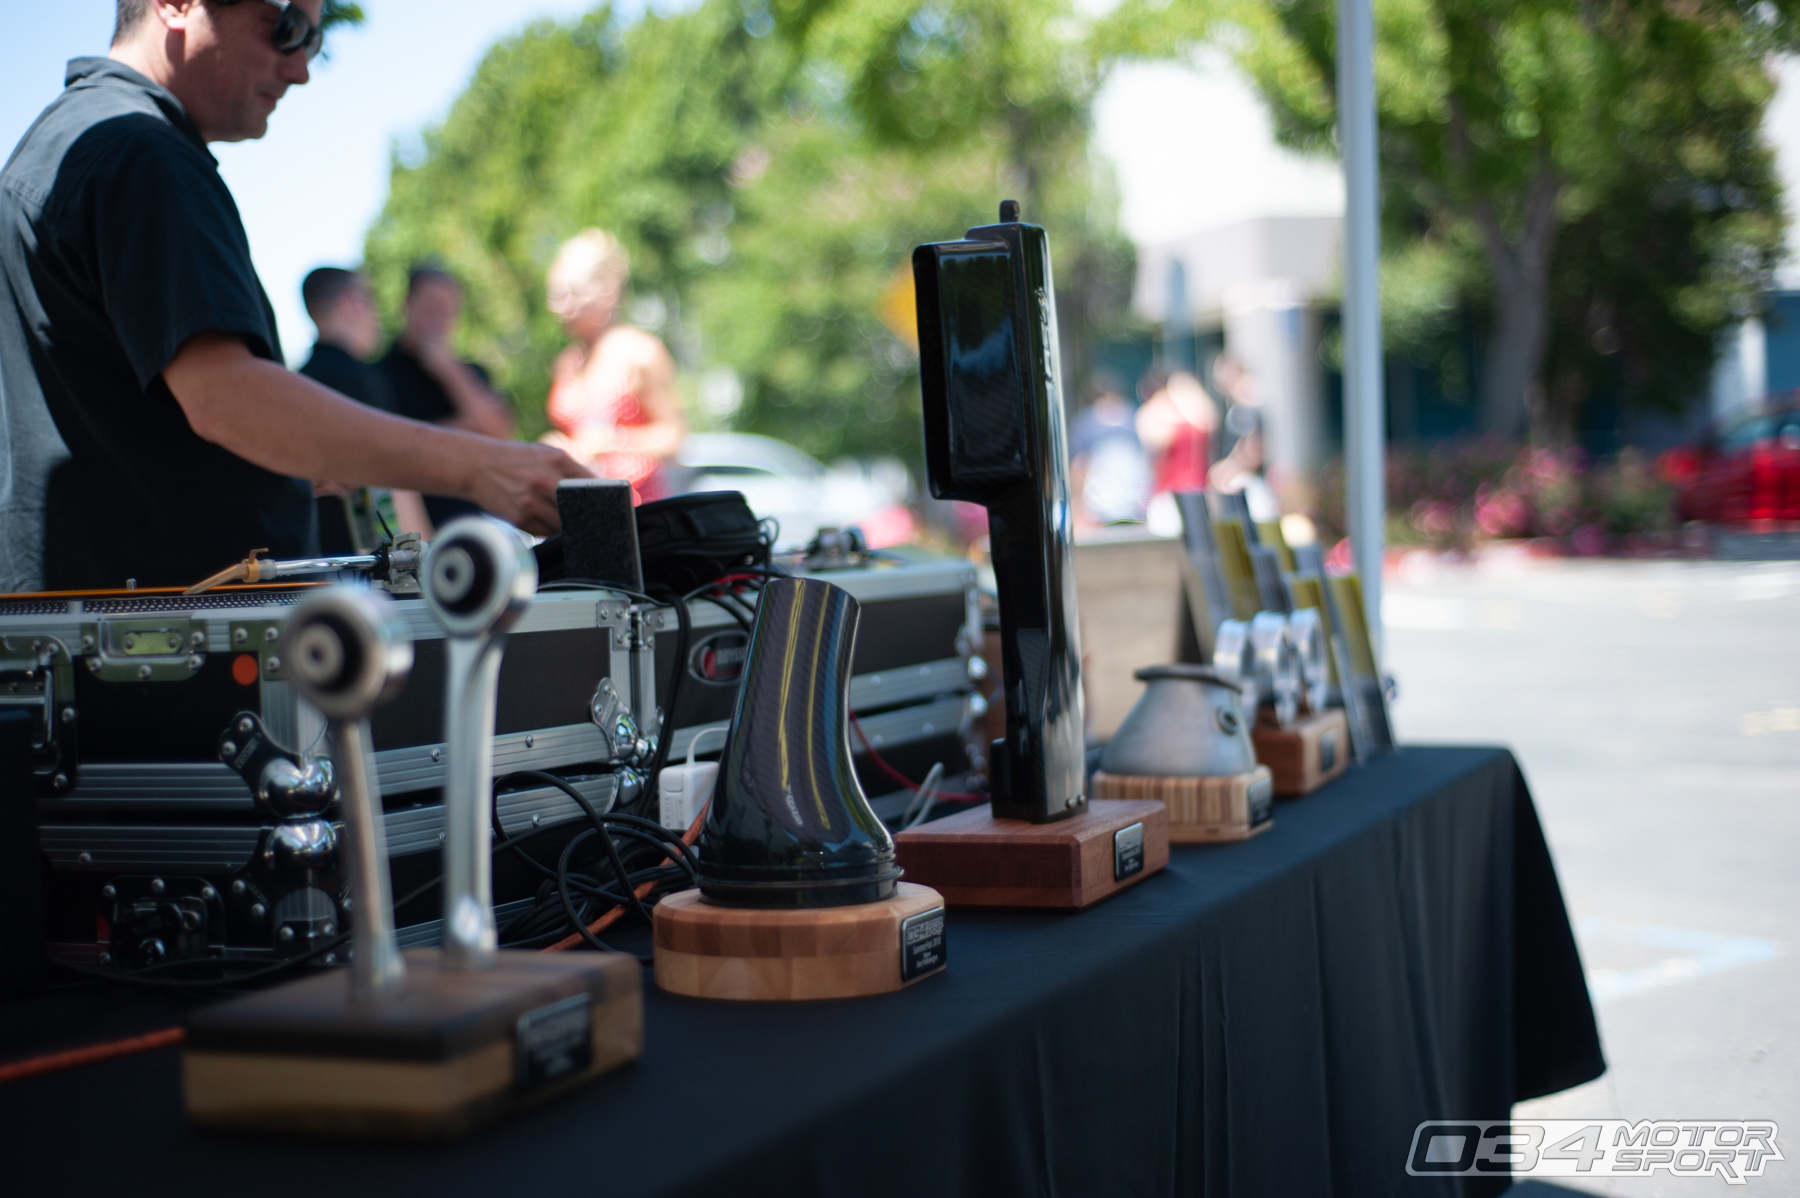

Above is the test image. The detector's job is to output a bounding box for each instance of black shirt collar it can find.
[63,56,213,161]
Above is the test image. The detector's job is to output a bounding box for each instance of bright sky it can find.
[2,5,1796,365]
[1092,50,1346,245]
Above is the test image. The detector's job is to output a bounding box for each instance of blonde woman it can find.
[540,229,686,501]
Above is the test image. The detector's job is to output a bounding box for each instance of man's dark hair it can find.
[113,0,151,43]
[302,267,363,322]
[406,265,461,298]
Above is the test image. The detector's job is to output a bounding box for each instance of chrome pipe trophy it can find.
[283,589,411,997]
[185,526,644,1141]
[422,517,536,971]
[893,201,1169,909]
[185,586,429,1134]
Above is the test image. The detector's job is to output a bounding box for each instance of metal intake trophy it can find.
[425,517,536,969]
[286,589,411,997]
[1169,494,1353,796]
[892,201,1168,909]
[184,527,643,1140]
[652,576,947,999]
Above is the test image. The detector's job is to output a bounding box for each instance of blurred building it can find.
[1714,292,1800,418]
[1133,216,1342,486]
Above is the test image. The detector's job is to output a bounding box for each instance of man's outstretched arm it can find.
[164,332,587,535]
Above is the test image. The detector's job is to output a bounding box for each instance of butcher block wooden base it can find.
[183,949,642,1141]
[653,883,947,1001]
[1092,767,1275,843]
[892,799,1168,910]
[1253,708,1350,796]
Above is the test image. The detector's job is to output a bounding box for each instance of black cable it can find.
[555,830,635,957]
[492,770,704,955]
[493,770,678,914]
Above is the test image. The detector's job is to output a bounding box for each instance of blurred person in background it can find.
[541,229,686,502]
[1208,353,1279,520]
[1137,366,1218,534]
[1069,373,1150,528]
[298,267,432,544]
[379,265,517,530]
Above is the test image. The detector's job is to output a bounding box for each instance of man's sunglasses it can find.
[218,0,325,59]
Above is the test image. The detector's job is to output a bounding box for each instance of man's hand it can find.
[468,440,593,535]
[164,331,588,533]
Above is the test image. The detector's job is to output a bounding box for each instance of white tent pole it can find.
[1336,0,1385,656]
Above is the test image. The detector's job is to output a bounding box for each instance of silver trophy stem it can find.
[330,717,405,999]
[441,635,503,971]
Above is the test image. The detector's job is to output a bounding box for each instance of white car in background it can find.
[673,433,916,552]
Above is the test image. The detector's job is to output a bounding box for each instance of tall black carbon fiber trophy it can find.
[911,199,1084,823]
[893,202,1169,909]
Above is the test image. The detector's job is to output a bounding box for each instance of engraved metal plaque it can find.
[1248,775,1275,828]
[1113,821,1146,881]
[514,993,593,1093]
[900,907,947,982]
[1318,730,1337,774]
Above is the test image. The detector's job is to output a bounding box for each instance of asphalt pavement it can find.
[1382,552,1799,1196]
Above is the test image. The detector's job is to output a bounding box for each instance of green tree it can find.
[361,0,1134,463]
[1102,0,1797,442]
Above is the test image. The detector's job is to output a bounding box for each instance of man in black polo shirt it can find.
[0,0,585,592]
[380,267,518,529]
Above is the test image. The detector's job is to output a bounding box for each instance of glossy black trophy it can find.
[694,577,902,907]
[653,576,946,999]
[893,202,1169,909]
[910,199,1085,823]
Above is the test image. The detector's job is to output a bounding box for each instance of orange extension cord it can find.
[0,1027,185,1086]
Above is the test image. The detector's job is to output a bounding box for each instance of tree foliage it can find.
[362,0,1134,463]
[1101,0,1798,442]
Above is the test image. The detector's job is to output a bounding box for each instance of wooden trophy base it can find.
[653,882,946,1001]
[184,948,641,1141]
[1092,767,1274,843]
[892,799,1169,910]
[1252,708,1350,796]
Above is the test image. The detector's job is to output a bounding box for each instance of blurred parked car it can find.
[1661,391,1800,524]
[674,432,917,551]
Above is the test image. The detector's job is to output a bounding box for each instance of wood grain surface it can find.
[893,799,1169,909]
[652,882,946,1001]
[1092,767,1275,843]
[1253,708,1350,796]
[183,949,642,1140]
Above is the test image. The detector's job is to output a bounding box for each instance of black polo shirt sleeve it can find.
[86,123,280,385]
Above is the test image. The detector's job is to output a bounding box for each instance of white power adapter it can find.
[658,726,728,832]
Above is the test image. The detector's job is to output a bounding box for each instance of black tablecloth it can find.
[2,747,1602,1196]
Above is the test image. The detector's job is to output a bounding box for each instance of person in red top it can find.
[1136,368,1218,495]
[539,229,686,501]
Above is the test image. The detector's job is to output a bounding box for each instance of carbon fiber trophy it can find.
[652,576,948,999]
[892,201,1168,908]
[184,523,643,1140]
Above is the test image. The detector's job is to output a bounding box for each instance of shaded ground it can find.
[1385,554,1799,1195]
